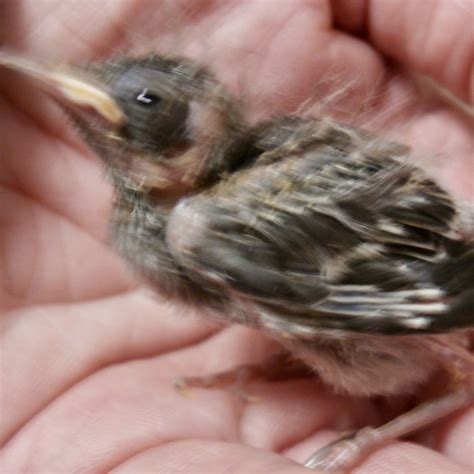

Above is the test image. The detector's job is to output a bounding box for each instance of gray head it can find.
[0,52,250,193]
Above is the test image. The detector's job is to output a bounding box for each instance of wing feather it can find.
[167,120,471,334]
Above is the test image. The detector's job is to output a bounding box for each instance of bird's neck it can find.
[110,116,256,204]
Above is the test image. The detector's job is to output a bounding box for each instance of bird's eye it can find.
[134,88,162,107]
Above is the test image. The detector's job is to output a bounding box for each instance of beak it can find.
[0,52,125,125]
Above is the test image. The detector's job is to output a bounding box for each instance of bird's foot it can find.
[304,384,474,471]
[174,351,313,401]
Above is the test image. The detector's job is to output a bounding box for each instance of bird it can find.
[1,51,473,471]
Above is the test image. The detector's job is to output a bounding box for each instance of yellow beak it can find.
[0,52,125,125]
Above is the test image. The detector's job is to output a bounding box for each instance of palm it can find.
[1,1,472,472]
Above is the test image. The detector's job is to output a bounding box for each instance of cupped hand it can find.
[1,1,472,472]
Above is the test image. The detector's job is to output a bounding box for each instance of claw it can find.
[173,377,195,398]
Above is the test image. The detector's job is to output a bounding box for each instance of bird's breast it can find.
[110,190,183,292]
[110,189,226,306]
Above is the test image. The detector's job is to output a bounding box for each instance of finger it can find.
[1,0,170,60]
[0,85,114,232]
[332,0,473,103]
[287,434,471,474]
[0,291,218,445]
[0,339,244,471]
[357,441,472,474]
[0,372,237,472]
[416,405,474,469]
[1,323,371,470]
[112,440,310,474]
[0,184,131,308]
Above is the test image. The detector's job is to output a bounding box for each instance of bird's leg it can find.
[304,388,473,471]
[174,351,314,401]
[304,339,474,472]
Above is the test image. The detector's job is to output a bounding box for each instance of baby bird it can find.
[1,52,473,471]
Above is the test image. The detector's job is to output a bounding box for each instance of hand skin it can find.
[0,0,473,472]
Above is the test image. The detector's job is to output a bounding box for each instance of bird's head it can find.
[0,53,250,197]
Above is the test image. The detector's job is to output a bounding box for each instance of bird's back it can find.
[174,116,473,335]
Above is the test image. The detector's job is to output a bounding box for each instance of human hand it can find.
[1,1,472,472]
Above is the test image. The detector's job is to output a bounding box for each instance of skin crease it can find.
[0,0,473,472]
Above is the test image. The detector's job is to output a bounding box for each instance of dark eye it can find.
[134,88,162,107]
[111,66,190,152]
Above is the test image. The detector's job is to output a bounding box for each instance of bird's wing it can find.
[167,122,471,334]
